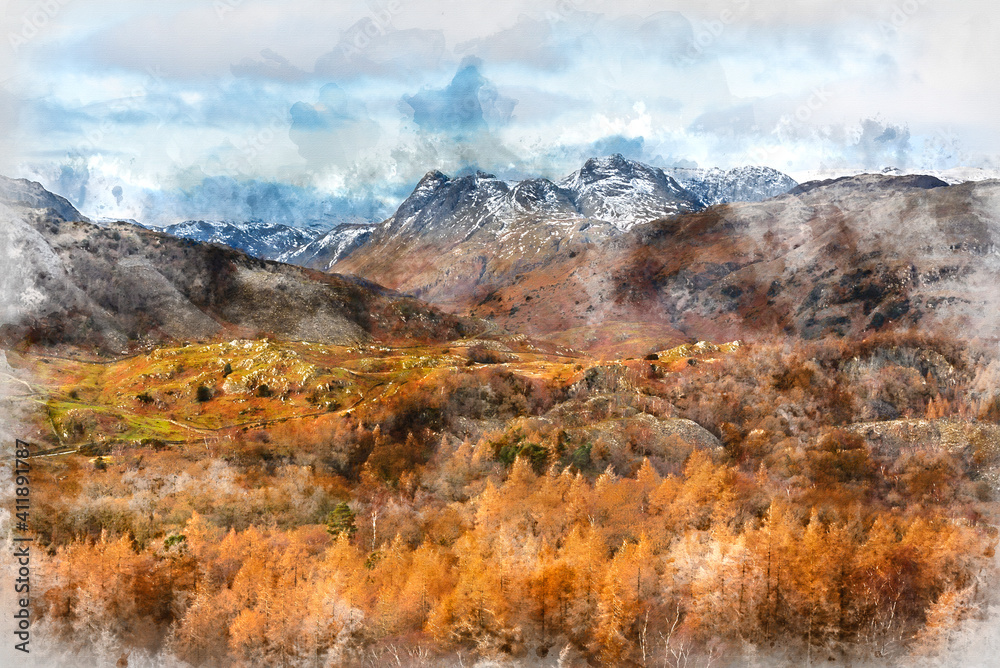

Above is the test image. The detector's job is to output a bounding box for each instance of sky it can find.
[0,0,998,226]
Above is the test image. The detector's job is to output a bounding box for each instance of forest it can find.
[9,330,1000,666]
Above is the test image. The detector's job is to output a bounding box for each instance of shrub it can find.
[163,534,187,550]
[467,344,512,365]
[980,395,1000,423]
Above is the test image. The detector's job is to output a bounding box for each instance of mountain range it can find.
[160,220,323,261]
[7,160,999,358]
[147,157,799,275]
[328,157,798,308]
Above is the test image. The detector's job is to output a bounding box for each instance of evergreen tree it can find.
[325,502,357,539]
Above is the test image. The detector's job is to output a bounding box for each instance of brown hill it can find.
[467,175,1000,353]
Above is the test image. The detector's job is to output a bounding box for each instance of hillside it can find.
[0,192,472,354]
[11,327,1000,667]
[465,175,1000,354]
[0,175,87,222]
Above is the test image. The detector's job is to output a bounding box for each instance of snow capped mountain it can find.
[380,170,584,244]
[332,155,801,303]
[160,220,321,261]
[377,154,714,247]
[75,157,799,278]
[334,156,717,304]
[559,154,703,229]
[919,166,1000,184]
[666,165,798,206]
[277,223,376,271]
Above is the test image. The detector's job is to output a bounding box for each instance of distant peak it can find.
[788,172,948,196]
[583,153,634,170]
[419,170,450,185]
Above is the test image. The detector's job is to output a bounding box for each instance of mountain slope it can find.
[0,188,471,353]
[332,170,619,308]
[0,175,87,222]
[331,156,719,308]
[466,174,1000,353]
[277,222,376,270]
[788,173,949,195]
[558,154,703,229]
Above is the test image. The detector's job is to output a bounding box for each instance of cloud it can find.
[588,135,646,162]
[629,11,704,67]
[232,49,308,81]
[55,163,91,209]
[314,21,447,80]
[146,175,392,226]
[689,104,759,138]
[402,57,517,135]
[22,100,94,135]
[455,16,572,70]
[853,118,911,169]
[288,83,382,168]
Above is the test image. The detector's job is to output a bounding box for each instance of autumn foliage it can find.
[19,333,1000,666]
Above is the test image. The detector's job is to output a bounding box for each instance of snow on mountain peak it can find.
[161,220,321,261]
[666,165,799,207]
[559,154,703,229]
